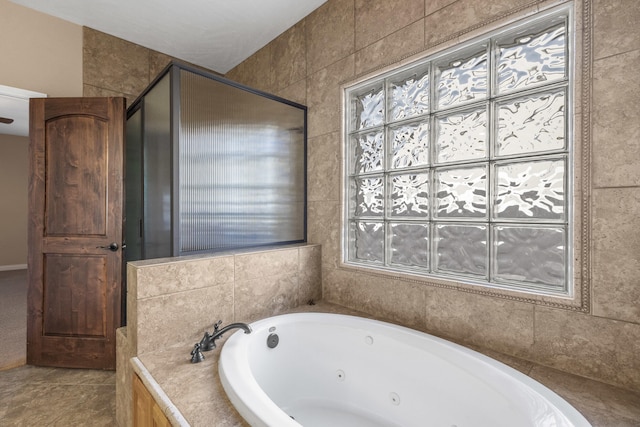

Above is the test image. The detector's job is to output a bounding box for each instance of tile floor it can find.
[0,365,116,426]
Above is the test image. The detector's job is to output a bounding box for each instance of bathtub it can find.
[219,313,591,427]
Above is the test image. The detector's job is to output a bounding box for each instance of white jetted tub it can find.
[219,313,591,427]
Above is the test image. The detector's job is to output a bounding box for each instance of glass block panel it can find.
[352,176,384,216]
[351,130,384,174]
[434,223,488,277]
[351,221,385,263]
[388,65,429,121]
[497,24,566,94]
[436,48,488,109]
[435,166,487,218]
[494,158,565,220]
[493,225,566,288]
[496,90,565,156]
[352,85,385,130]
[435,108,487,164]
[389,120,429,169]
[390,223,429,268]
[390,173,429,217]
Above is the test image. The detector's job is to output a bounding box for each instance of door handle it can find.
[97,242,119,252]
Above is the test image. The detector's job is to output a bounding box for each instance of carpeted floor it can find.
[0,269,27,371]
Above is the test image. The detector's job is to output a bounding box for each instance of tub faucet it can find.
[199,321,252,352]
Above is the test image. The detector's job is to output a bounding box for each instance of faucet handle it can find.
[200,331,216,351]
[213,320,222,332]
[190,343,205,363]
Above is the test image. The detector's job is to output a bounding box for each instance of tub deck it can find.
[131,301,640,426]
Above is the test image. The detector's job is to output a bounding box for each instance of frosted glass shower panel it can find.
[143,74,172,259]
[125,108,143,262]
[179,70,305,252]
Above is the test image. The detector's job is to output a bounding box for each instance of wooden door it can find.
[27,97,125,369]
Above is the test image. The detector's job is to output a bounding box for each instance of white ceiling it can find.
[2,0,326,137]
[11,0,326,74]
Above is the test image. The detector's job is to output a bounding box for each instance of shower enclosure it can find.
[125,63,307,261]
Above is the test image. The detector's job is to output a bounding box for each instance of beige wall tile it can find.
[592,188,640,324]
[325,270,427,330]
[83,27,150,98]
[234,248,299,282]
[528,365,640,426]
[424,0,531,48]
[592,49,640,188]
[224,56,254,86]
[354,19,425,76]
[307,55,355,138]
[306,0,355,74]
[271,21,307,90]
[593,0,640,60]
[82,84,136,108]
[224,45,274,92]
[148,51,173,82]
[136,283,234,355]
[307,201,341,268]
[135,256,234,299]
[425,286,535,357]
[308,132,341,202]
[234,275,299,322]
[425,0,459,16]
[252,45,276,93]
[533,306,640,392]
[115,328,131,427]
[298,245,323,304]
[354,0,424,50]
[322,266,355,301]
[274,78,307,105]
[126,266,139,355]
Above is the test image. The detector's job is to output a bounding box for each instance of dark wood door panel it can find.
[43,254,107,337]
[45,116,108,236]
[28,97,124,370]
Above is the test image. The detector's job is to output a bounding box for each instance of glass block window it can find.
[343,9,572,295]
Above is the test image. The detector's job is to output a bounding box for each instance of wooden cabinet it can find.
[133,374,172,427]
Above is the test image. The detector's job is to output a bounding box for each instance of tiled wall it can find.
[82,0,640,393]
[225,0,640,392]
[82,27,221,106]
[126,245,321,356]
[116,244,321,426]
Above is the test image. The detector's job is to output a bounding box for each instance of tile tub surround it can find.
[224,0,640,392]
[126,244,322,357]
[128,301,640,427]
[117,244,321,426]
